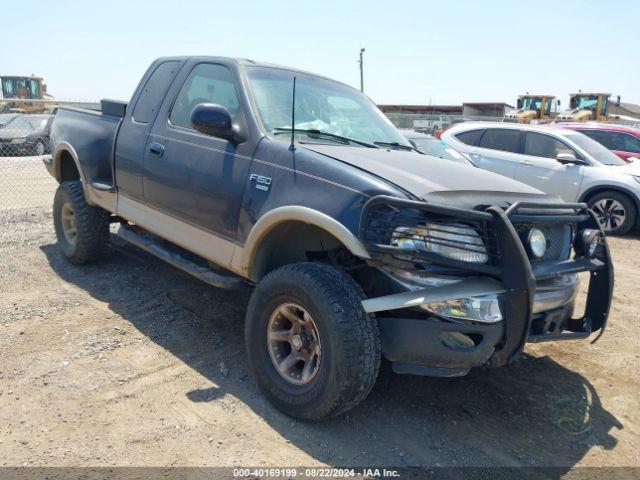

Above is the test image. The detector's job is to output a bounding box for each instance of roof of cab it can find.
[152,56,359,91]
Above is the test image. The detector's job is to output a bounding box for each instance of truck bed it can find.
[49,100,126,184]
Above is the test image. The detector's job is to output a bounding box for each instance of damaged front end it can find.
[358,196,614,377]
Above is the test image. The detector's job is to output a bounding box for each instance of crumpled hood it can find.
[302,144,552,209]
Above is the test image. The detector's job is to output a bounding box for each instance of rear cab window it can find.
[132,61,181,124]
[478,128,521,153]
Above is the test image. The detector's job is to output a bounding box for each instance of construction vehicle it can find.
[556,93,614,122]
[504,95,558,123]
[0,75,53,113]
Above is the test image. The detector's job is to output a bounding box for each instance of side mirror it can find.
[190,103,242,143]
[556,151,583,164]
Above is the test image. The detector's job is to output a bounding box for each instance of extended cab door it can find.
[114,60,183,202]
[515,131,584,202]
[142,61,253,240]
[467,128,522,178]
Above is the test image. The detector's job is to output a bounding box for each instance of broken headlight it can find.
[391,223,488,264]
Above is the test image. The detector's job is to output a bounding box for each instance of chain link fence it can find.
[0,100,98,210]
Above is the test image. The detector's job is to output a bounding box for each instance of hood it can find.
[302,144,552,209]
[610,160,640,176]
[0,130,27,140]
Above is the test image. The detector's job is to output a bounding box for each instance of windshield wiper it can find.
[273,128,379,148]
[373,141,420,153]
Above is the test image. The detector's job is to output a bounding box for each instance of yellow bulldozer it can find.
[0,75,53,113]
[556,92,615,121]
[504,94,558,123]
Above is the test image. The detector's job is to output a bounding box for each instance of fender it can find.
[238,205,371,281]
[51,141,117,212]
[52,141,85,184]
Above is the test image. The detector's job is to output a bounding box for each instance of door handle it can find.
[148,142,165,157]
[521,160,533,166]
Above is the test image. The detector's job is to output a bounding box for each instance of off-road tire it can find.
[586,190,637,235]
[53,180,110,264]
[245,262,381,420]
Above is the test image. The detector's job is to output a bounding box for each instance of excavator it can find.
[504,94,558,123]
[0,75,53,113]
[555,92,615,122]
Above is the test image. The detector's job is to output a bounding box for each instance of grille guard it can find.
[358,196,614,366]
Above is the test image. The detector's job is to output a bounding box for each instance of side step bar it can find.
[117,227,248,290]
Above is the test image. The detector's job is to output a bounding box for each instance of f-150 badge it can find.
[249,173,272,192]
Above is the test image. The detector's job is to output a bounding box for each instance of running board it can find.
[117,226,249,290]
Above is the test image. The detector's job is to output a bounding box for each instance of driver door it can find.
[515,131,584,202]
[143,62,251,240]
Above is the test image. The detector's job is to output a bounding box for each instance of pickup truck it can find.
[45,56,613,420]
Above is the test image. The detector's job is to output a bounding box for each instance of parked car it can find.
[401,130,472,165]
[0,114,54,156]
[551,122,640,163]
[442,122,640,234]
[45,56,612,420]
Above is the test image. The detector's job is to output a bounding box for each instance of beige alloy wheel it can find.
[60,203,78,247]
[267,303,322,385]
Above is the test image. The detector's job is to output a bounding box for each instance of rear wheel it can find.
[587,191,636,235]
[53,180,110,264]
[245,262,381,420]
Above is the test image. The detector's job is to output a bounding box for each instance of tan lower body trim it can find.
[116,196,245,277]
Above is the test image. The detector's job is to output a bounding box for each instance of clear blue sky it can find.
[2,0,638,106]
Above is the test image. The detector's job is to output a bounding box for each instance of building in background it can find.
[379,102,513,133]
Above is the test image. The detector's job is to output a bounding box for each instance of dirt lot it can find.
[1,205,639,472]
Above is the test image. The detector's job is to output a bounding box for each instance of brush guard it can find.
[358,196,614,367]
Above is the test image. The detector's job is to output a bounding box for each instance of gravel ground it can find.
[0,206,638,473]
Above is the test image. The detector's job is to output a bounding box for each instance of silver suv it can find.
[442,122,640,234]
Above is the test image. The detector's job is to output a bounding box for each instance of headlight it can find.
[10,138,26,144]
[391,223,488,263]
[423,295,502,324]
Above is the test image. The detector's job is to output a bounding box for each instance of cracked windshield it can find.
[246,66,411,147]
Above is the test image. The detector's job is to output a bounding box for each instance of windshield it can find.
[1,77,42,99]
[518,97,542,111]
[563,131,627,166]
[245,66,410,147]
[410,137,473,166]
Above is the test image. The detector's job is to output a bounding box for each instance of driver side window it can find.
[524,132,576,159]
[170,64,240,130]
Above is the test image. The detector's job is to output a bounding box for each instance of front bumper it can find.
[358,197,614,375]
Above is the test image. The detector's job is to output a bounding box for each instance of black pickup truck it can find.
[45,56,613,420]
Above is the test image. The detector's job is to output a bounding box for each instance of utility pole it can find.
[359,48,365,92]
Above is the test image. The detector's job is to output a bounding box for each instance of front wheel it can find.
[587,191,637,235]
[245,262,381,420]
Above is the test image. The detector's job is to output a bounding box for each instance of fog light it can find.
[581,229,604,258]
[528,228,547,259]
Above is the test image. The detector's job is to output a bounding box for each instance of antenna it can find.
[289,76,296,151]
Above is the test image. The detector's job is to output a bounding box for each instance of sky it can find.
[2,0,639,107]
